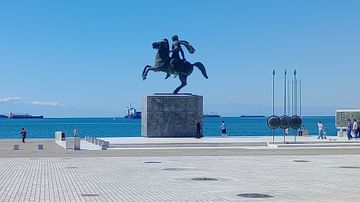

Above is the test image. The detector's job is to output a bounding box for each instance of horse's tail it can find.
[193,62,208,79]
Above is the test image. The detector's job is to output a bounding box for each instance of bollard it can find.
[13,145,19,150]
[37,144,44,150]
[101,141,109,150]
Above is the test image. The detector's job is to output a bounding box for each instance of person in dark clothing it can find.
[347,119,353,140]
[195,120,202,138]
[21,128,27,143]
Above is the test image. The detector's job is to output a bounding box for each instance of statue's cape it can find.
[180,40,196,54]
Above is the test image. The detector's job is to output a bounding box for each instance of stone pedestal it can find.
[141,93,203,137]
[66,137,80,150]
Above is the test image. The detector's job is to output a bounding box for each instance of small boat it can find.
[124,104,141,119]
[8,112,44,119]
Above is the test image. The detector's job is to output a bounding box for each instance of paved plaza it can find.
[1,138,360,201]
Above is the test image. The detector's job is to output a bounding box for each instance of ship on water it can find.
[124,104,141,119]
[203,112,221,117]
[8,112,44,119]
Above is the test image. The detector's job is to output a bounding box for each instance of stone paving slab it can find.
[0,155,359,201]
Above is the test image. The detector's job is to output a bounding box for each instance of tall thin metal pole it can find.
[299,80,301,117]
[294,69,297,115]
[284,70,287,143]
[287,80,291,116]
[291,79,294,116]
[272,70,275,143]
[272,70,275,115]
[284,70,287,115]
[293,69,296,142]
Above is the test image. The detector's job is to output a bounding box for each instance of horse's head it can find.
[152,39,169,52]
[152,42,160,49]
[152,39,170,65]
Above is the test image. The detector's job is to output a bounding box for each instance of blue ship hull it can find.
[9,115,44,119]
[124,112,141,119]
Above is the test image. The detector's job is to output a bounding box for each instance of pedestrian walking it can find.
[220,121,227,137]
[317,121,326,139]
[20,128,27,143]
[347,119,353,140]
[73,128,79,137]
[298,125,305,136]
[352,119,359,138]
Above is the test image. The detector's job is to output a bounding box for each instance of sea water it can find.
[0,116,336,139]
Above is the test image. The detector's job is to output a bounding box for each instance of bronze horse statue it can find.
[142,39,208,94]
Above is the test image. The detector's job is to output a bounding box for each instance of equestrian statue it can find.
[142,35,208,94]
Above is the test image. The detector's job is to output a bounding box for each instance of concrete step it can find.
[109,142,267,148]
[268,141,360,148]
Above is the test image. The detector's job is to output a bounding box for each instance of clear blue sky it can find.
[0,0,359,117]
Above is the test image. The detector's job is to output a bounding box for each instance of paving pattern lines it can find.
[138,155,360,202]
[83,157,226,201]
[0,157,228,202]
[0,155,359,201]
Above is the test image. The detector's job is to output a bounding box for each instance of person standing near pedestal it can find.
[195,120,202,138]
[20,128,27,143]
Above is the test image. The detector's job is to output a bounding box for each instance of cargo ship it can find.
[8,112,44,119]
[124,104,141,119]
[203,113,221,117]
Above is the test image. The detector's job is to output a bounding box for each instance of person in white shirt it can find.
[353,119,359,138]
[219,121,227,137]
[317,121,326,139]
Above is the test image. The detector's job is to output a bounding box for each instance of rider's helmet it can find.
[172,35,179,41]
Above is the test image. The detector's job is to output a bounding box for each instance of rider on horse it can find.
[165,35,195,79]
[142,37,207,94]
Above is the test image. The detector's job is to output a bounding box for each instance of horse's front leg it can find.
[142,65,152,80]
